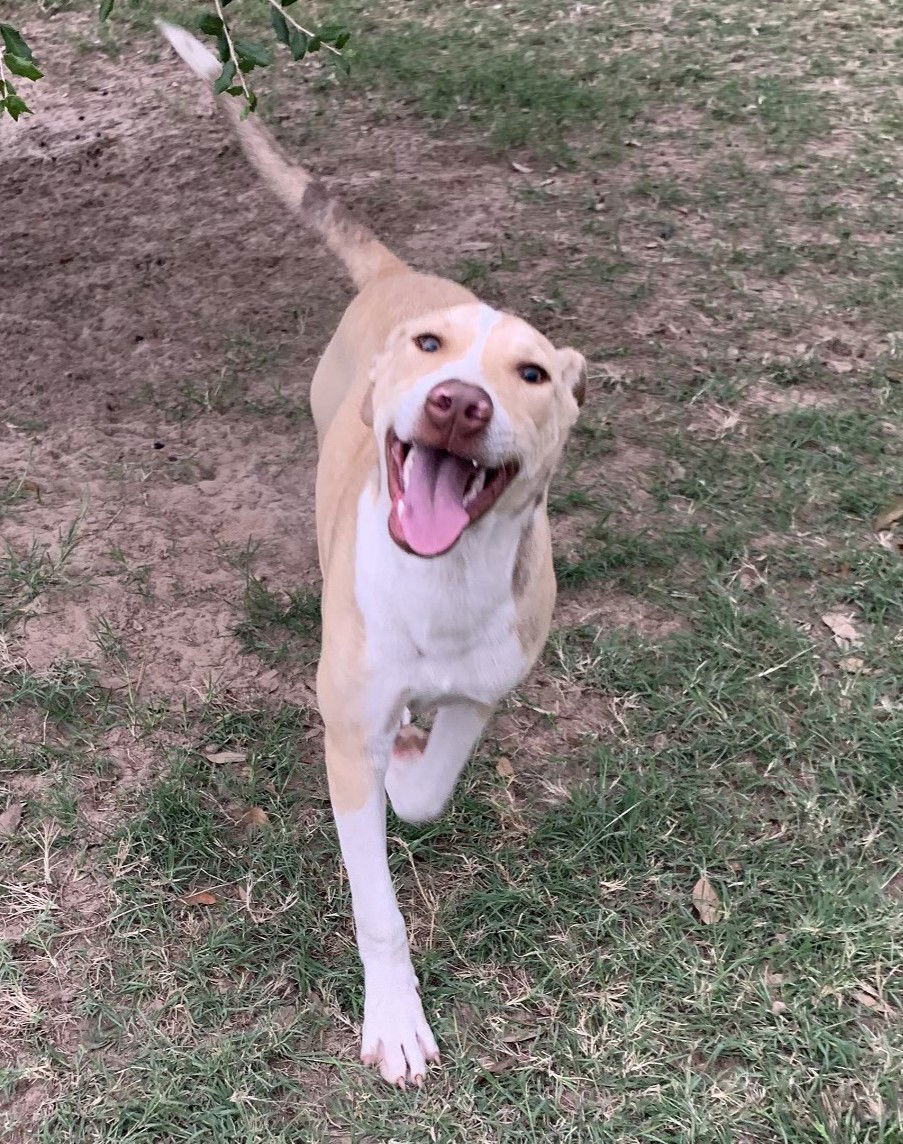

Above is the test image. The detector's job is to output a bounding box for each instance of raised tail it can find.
[158,21,405,290]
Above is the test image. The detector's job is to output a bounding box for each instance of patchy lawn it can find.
[2,0,901,1140]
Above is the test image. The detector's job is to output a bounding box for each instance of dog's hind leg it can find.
[385,701,492,824]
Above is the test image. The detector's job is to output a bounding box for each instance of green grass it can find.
[3,0,903,1139]
[234,577,321,667]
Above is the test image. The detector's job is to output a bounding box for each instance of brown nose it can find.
[424,381,493,440]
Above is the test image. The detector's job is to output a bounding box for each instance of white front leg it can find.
[327,731,439,1087]
[385,701,492,824]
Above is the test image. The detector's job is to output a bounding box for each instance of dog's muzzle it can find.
[386,381,519,557]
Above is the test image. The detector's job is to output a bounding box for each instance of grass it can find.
[3,0,903,1140]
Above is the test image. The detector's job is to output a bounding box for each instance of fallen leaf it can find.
[21,479,42,503]
[510,160,532,174]
[478,1055,517,1075]
[691,875,721,924]
[501,1026,540,1044]
[821,612,862,646]
[182,891,218,907]
[204,750,247,765]
[826,358,854,374]
[496,757,515,780]
[0,802,24,838]
[852,987,895,1018]
[715,410,741,434]
[236,807,270,831]
[874,495,903,531]
[839,656,865,673]
[771,1000,788,1015]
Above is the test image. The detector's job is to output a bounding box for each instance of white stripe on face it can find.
[390,304,511,454]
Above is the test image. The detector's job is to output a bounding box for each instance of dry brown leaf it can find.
[501,1027,539,1044]
[874,495,903,531]
[826,358,854,374]
[0,801,24,838]
[182,891,218,907]
[478,1056,517,1074]
[496,757,515,780]
[691,875,721,924]
[21,479,42,503]
[821,612,862,646]
[852,987,895,1018]
[204,750,247,765]
[236,807,270,831]
[839,656,865,673]
[715,410,742,434]
[771,1000,788,1015]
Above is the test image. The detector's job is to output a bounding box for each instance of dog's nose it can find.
[424,381,493,438]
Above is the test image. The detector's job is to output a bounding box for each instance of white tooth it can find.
[464,468,486,507]
[402,448,415,486]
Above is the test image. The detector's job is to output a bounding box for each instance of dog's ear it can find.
[559,348,587,407]
[360,381,374,427]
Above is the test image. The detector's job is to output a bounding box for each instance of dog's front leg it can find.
[325,727,439,1087]
[386,700,492,824]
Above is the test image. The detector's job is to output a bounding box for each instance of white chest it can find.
[354,489,530,719]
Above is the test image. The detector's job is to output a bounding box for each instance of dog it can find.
[161,23,586,1088]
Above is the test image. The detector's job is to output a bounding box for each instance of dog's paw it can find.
[361,973,440,1088]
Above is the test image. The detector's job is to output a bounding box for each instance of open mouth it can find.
[386,430,519,557]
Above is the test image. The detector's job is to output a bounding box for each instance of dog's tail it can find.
[158,21,405,290]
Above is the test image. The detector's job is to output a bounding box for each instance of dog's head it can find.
[362,302,586,557]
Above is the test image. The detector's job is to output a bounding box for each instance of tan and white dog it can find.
[161,23,586,1088]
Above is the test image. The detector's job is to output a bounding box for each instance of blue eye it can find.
[415,334,441,353]
[518,363,548,384]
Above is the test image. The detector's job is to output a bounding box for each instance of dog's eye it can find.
[415,334,442,353]
[518,363,549,384]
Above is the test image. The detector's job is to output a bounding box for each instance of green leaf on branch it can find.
[2,93,31,120]
[216,31,230,63]
[307,35,321,52]
[198,13,224,36]
[99,0,115,20]
[5,55,43,82]
[0,23,34,62]
[214,59,236,93]
[270,8,290,46]
[233,38,272,70]
[289,30,308,61]
[317,24,348,44]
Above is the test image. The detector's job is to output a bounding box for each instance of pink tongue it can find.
[400,446,473,556]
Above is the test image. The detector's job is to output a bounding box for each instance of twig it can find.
[264,0,342,57]
[214,0,252,103]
